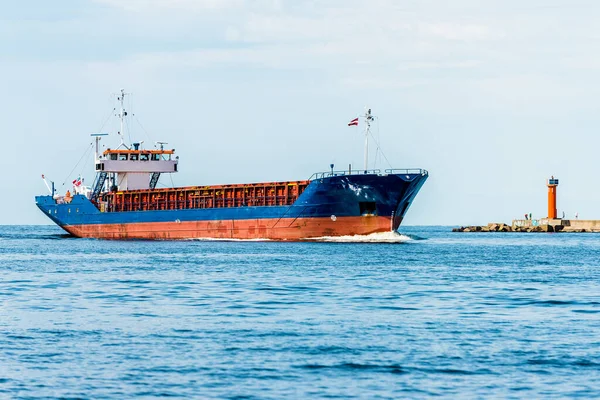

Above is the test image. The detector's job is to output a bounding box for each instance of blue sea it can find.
[1,225,599,399]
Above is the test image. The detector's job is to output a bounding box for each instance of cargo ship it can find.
[35,91,428,240]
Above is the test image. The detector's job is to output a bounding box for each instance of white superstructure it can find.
[96,147,178,191]
[89,89,178,196]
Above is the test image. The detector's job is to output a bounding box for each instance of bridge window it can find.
[140,153,149,161]
[110,154,118,160]
[151,154,160,161]
[119,154,128,161]
[130,154,139,161]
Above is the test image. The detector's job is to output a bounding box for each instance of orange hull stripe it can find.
[62,216,399,240]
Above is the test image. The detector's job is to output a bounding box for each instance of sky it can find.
[1,0,599,226]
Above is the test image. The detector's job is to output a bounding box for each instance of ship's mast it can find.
[117,89,129,149]
[363,108,375,171]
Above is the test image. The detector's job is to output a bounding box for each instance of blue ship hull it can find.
[36,171,428,240]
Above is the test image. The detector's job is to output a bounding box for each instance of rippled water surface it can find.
[1,225,600,398]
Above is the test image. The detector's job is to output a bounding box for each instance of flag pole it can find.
[363,108,374,172]
[364,122,368,172]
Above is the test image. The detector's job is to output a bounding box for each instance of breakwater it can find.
[454,219,600,233]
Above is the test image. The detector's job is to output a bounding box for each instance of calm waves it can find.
[1,225,599,398]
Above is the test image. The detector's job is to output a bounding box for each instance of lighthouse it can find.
[547,176,559,219]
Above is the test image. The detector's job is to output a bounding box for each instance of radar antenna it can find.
[155,141,168,151]
[91,133,109,162]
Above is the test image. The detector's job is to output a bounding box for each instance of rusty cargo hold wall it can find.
[98,181,310,212]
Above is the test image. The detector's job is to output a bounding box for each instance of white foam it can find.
[180,231,414,243]
[186,237,272,242]
[305,231,413,243]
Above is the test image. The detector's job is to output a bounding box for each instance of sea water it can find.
[1,225,599,398]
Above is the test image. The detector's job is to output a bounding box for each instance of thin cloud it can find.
[93,0,246,12]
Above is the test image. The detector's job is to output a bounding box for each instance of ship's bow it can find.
[295,169,428,236]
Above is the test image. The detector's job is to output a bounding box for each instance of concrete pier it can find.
[513,218,600,233]
[453,219,600,233]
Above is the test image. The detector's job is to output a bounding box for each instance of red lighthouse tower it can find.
[547,176,559,219]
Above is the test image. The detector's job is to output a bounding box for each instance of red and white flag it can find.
[72,177,82,187]
[347,117,359,126]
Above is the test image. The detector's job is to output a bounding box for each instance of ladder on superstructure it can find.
[90,172,108,203]
[149,172,161,190]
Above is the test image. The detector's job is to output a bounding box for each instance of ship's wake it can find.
[184,231,416,243]
[305,231,414,243]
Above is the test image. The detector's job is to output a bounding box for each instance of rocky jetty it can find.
[453,223,511,232]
